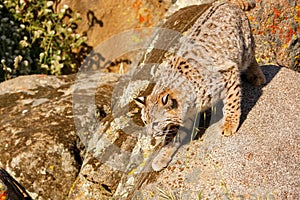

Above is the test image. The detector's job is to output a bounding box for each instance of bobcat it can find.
[134,0,266,170]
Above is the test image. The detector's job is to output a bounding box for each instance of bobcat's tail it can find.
[226,0,256,11]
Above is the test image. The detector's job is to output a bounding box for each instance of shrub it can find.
[0,0,87,82]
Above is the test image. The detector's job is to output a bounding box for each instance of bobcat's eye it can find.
[161,94,178,109]
[162,94,169,105]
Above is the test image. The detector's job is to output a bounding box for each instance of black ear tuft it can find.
[133,97,146,107]
[162,94,169,105]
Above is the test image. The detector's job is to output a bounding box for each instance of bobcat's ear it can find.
[133,97,146,108]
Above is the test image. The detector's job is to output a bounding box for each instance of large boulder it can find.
[0,75,80,199]
[56,0,172,48]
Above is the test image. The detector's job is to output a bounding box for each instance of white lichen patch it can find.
[61,151,77,173]
[32,98,49,107]
[113,132,161,198]
[10,152,28,168]
[111,116,131,132]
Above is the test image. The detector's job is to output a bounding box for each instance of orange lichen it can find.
[273,8,281,19]
[294,4,300,24]
[248,1,299,67]
[132,0,142,10]
[0,191,7,200]
[247,15,254,21]
[285,28,297,43]
[138,10,151,24]
[132,0,152,27]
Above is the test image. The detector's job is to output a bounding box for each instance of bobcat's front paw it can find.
[221,119,239,136]
[152,153,172,172]
[152,144,179,171]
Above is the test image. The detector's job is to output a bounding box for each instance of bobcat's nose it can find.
[152,122,159,128]
[151,122,163,137]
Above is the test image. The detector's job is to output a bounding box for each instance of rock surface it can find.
[0,75,80,199]
[56,0,172,48]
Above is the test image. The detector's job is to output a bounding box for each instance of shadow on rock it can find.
[240,65,281,126]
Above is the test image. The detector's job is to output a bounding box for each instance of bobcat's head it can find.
[134,90,182,137]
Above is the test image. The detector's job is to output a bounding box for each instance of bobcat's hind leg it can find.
[246,58,266,86]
